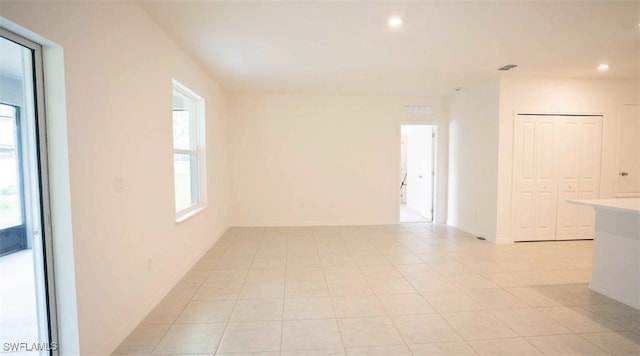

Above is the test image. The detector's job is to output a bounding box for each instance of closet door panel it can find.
[556,116,602,240]
[534,190,556,239]
[533,118,558,240]
[512,116,557,241]
[556,119,580,240]
[576,118,602,238]
[513,118,539,241]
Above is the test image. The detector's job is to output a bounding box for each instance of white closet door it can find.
[513,116,558,241]
[556,116,602,240]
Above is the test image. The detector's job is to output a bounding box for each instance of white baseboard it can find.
[447,222,495,242]
[105,225,230,355]
[230,219,399,227]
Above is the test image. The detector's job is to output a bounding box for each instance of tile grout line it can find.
[312,226,348,355]
[279,226,290,353]
[371,227,422,352]
[206,228,241,356]
[212,227,261,355]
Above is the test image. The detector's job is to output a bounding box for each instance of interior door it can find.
[416,126,434,220]
[616,104,640,196]
[555,116,602,240]
[513,115,557,241]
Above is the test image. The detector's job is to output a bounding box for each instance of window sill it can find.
[175,204,206,224]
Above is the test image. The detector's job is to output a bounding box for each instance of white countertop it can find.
[568,198,640,214]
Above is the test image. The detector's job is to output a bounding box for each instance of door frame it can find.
[0,27,59,354]
[398,123,437,223]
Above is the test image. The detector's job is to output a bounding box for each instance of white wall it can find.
[448,79,500,240]
[496,77,639,242]
[229,94,448,226]
[1,2,230,355]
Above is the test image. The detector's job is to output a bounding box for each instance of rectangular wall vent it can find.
[404,105,433,116]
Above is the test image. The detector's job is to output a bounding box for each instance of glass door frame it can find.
[0,27,59,355]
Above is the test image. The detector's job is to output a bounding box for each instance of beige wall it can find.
[496,77,639,242]
[448,78,500,240]
[1,2,230,354]
[4,1,638,353]
[228,93,449,226]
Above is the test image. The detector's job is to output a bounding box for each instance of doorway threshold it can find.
[400,204,430,223]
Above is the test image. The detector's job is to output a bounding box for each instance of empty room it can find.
[0,1,638,355]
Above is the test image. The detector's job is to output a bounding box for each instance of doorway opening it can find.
[400,124,436,223]
[0,29,58,354]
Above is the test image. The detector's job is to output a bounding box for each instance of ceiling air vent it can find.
[498,64,518,71]
[404,105,433,116]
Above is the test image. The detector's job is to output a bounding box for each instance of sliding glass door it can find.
[0,29,57,355]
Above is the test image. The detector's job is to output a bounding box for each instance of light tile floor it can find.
[113,224,640,355]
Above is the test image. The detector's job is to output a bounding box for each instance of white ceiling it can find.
[138,1,640,96]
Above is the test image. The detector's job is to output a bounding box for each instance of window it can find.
[0,104,23,231]
[172,80,206,221]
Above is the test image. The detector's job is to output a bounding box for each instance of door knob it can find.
[620,172,629,176]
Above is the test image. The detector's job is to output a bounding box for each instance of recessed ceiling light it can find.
[598,64,610,71]
[388,17,403,28]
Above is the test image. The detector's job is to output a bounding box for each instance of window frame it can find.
[172,79,207,222]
